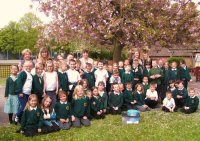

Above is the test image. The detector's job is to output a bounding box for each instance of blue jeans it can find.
[16,94,29,117]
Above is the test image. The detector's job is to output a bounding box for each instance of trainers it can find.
[14,116,19,125]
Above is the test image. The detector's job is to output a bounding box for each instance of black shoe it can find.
[16,129,24,133]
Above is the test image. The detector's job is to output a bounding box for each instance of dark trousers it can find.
[42,122,60,133]
[182,108,197,114]
[109,107,122,115]
[123,103,136,110]
[16,94,29,119]
[175,98,185,108]
[162,106,177,112]
[23,126,40,137]
[145,98,158,109]
[91,112,105,119]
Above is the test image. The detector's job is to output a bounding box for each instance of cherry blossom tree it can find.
[33,0,200,62]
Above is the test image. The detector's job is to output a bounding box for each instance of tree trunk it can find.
[113,41,124,63]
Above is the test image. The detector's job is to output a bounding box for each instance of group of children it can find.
[4,48,199,137]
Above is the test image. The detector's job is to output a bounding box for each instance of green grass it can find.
[0,78,6,86]
[1,110,200,141]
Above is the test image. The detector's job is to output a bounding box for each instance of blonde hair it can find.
[35,62,44,69]
[73,85,85,99]
[38,47,50,63]
[22,49,32,56]
[25,94,39,111]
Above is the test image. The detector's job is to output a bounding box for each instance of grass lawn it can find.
[0,78,6,86]
[1,110,200,141]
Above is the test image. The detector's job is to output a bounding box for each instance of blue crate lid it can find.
[127,110,140,117]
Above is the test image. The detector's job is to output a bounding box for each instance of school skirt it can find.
[4,95,20,114]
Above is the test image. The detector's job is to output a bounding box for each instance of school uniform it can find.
[121,71,134,88]
[123,89,136,110]
[132,66,143,87]
[143,68,150,78]
[162,97,176,112]
[42,109,60,133]
[45,71,58,107]
[135,91,150,112]
[108,92,123,114]
[106,71,113,93]
[55,101,71,130]
[4,75,19,123]
[118,68,125,78]
[71,96,91,127]
[163,68,169,95]
[142,83,150,96]
[180,66,191,89]
[58,71,69,92]
[32,74,44,103]
[20,107,43,137]
[15,70,33,120]
[174,87,188,108]
[90,96,105,119]
[145,89,159,109]
[67,69,81,102]
[99,91,108,112]
[169,68,180,82]
[182,96,199,114]
[82,71,95,89]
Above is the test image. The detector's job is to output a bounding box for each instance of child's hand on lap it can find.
[71,116,76,121]
[65,118,69,123]
[38,128,42,133]
[83,116,87,119]
[60,119,65,123]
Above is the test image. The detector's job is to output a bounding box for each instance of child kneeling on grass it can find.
[182,88,199,114]
[162,91,177,112]
[55,91,71,130]
[17,94,43,137]
[90,87,105,119]
[134,84,151,112]
[71,85,91,128]
[108,83,123,115]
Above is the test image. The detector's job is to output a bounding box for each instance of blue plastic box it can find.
[122,110,140,124]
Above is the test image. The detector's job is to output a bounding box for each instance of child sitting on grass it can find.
[162,91,176,112]
[55,91,71,130]
[135,84,151,112]
[41,95,60,133]
[17,94,43,137]
[182,88,199,114]
[145,83,159,109]
[108,83,123,115]
[71,85,91,127]
[90,87,105,119]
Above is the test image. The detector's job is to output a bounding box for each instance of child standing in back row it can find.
[43,60,59,108]
[4,65,19,124]
[15,61,33,124]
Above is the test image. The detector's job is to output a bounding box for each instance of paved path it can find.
[0,76,199,125]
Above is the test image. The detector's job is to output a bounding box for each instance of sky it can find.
[0,0,199,28]
[0,0,51,28]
